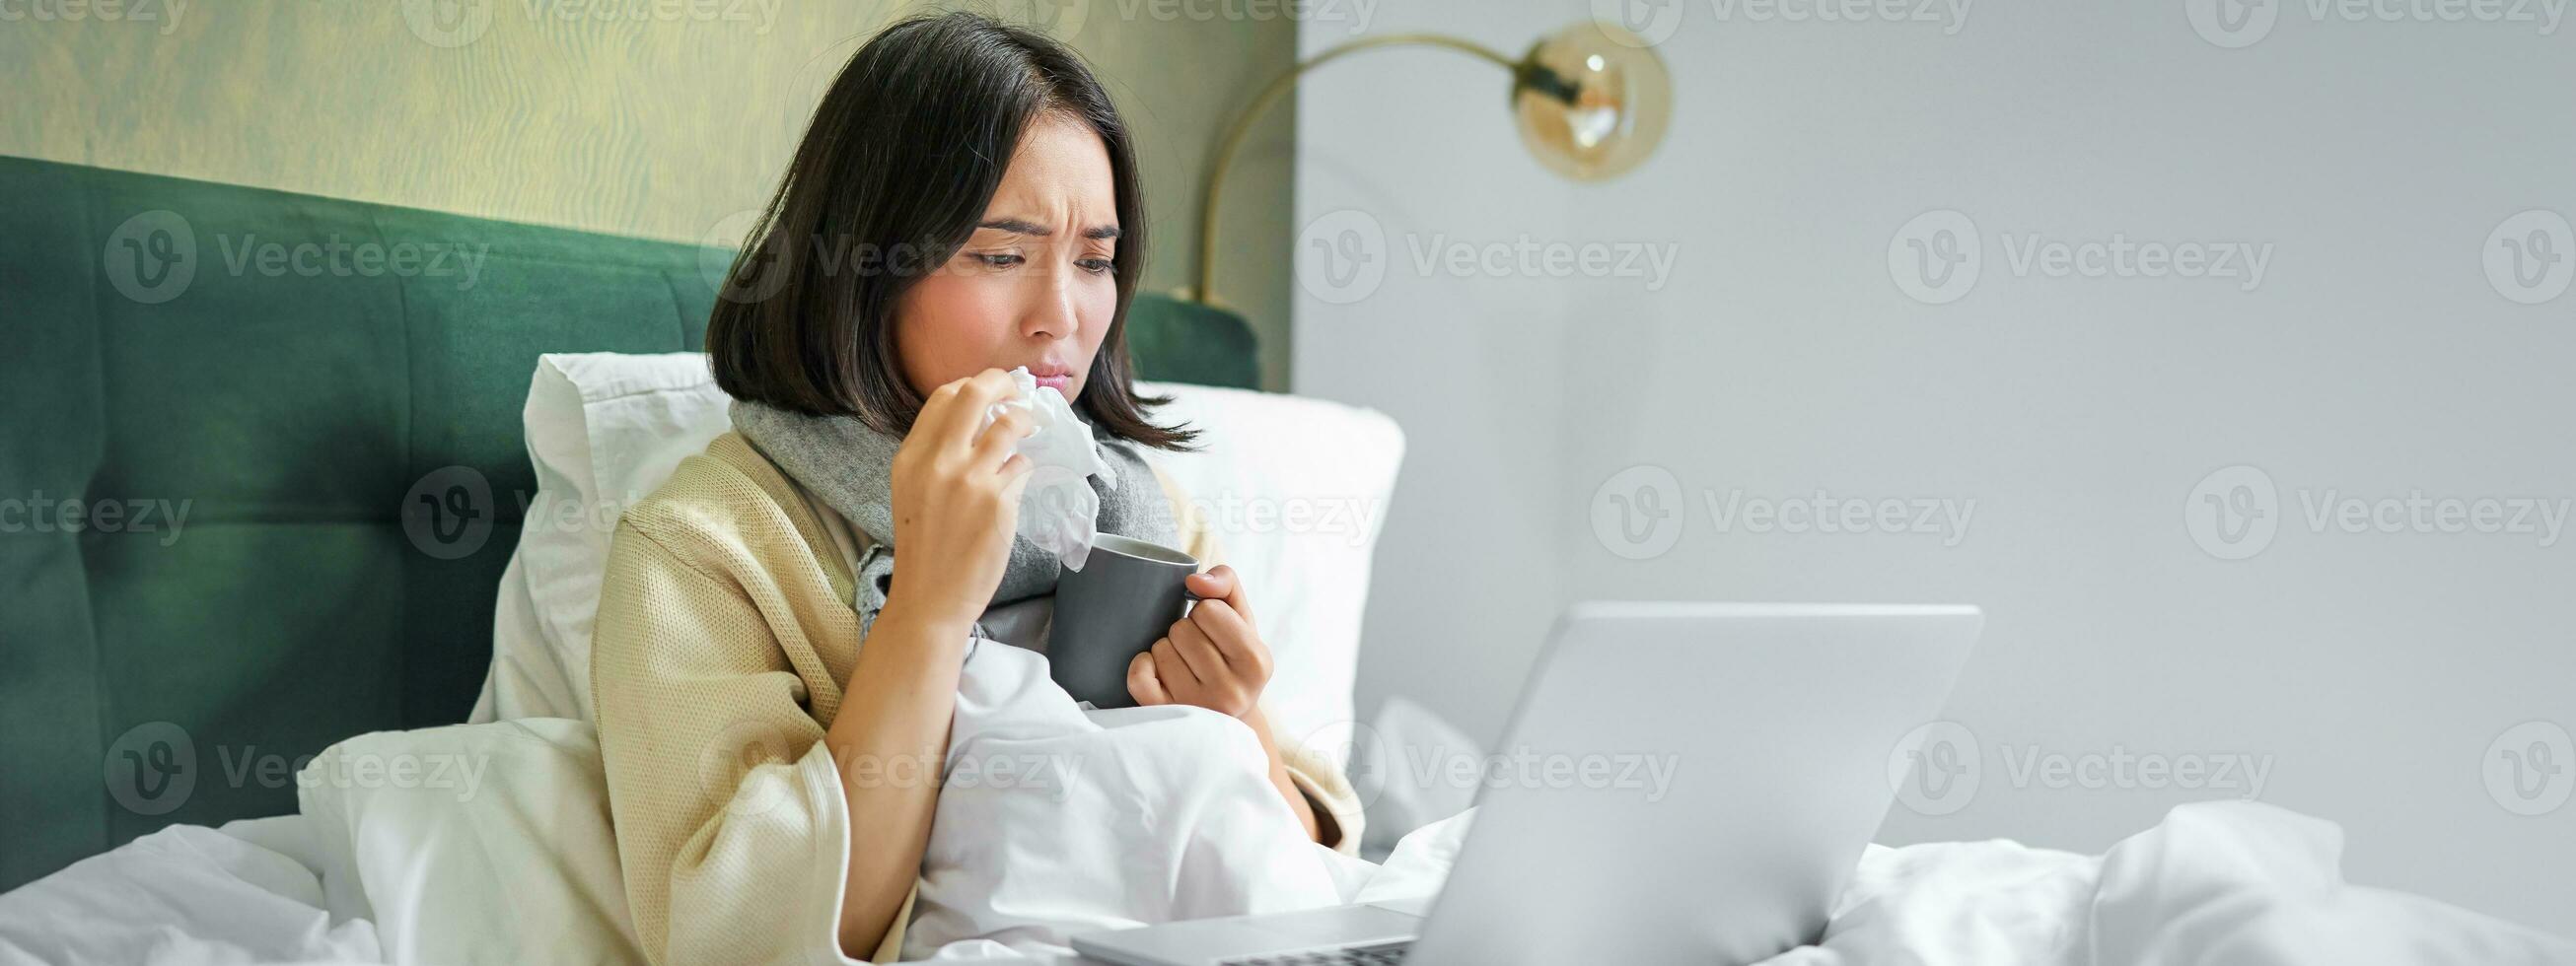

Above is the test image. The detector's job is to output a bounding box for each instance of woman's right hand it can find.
[883,369,1036,635]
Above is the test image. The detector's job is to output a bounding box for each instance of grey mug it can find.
[1048,533,1199,708]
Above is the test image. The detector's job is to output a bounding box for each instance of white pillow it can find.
[1136,381,1404,746]
[295,718,642,965]
[469,353,734,724]
[470,355,1407,750]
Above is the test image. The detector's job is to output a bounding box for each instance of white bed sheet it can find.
[0,815,379,966]
[5,790,2566,965]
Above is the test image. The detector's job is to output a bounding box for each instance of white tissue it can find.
[987,367,1114,571]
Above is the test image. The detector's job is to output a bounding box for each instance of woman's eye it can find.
[1078,257,1114,275]
[973,252,1024,268]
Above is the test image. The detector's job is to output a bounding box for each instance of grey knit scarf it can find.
[728,399,1179,640]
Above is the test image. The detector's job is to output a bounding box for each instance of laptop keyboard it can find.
[1220,940,1410,965]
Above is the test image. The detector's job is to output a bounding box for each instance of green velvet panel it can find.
[0,155,1255,892]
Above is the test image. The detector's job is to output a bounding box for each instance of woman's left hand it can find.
[1125,565,1271,718]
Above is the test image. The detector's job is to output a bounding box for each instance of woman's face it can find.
[895,112,1120,404]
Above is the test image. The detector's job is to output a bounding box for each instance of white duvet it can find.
[899,640,1378,960]
[6,670,2567,966]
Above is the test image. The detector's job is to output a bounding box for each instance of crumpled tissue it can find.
[986,366,1114,572]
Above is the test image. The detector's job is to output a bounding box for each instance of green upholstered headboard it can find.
[0,155,1257,892]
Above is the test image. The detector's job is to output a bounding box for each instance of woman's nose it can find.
[1022,259,1080,341]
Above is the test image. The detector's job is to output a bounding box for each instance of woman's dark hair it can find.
[707,11,1193,449]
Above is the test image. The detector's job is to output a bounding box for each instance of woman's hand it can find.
[1124,565,1272,718]
[884,369,1036,635]
[1124,566,1334,845]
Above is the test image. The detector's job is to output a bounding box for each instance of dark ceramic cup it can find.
[1047,533,1199,708]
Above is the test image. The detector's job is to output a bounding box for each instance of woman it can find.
[588,12,1362,966]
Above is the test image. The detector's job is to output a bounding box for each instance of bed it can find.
[0,154,1258,894]
[5,157,2570,964]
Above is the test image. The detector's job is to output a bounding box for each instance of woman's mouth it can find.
[1025,367,1075,392]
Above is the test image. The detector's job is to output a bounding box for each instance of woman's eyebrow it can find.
[976,218,1121,241]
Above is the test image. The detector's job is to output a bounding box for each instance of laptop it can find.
[1069,601,1983,966]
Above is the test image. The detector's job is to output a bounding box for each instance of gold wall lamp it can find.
[1188,23,1674,310]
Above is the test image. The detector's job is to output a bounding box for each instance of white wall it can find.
[1298,0,2576,936]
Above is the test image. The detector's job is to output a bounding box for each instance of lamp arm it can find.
[1190,33,1519,308]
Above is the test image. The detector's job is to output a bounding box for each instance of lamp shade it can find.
[1512,24,1673,181]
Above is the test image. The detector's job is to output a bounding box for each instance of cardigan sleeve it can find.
[1151,464,1368,857]
[590,520,911,965]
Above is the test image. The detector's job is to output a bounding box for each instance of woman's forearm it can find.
[823,601,969,960]
[1241,708,1328,847]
